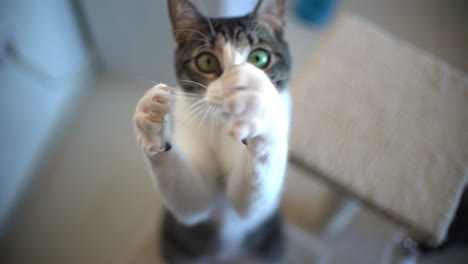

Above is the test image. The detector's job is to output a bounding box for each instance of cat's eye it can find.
[195,52,220,74]
[248,49,270,69]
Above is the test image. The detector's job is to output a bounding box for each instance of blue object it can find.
[294,0,338,26]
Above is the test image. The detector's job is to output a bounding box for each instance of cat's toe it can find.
[133,83,175,155]
[228,118,262,141]
[228,121,250,141]
[224,91,266,140]
[226,91,262,117]
[134,108,164,132]
[138,85,174,114]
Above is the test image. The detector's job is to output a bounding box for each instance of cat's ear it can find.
[252,0,286,33]
[167,0,203,41]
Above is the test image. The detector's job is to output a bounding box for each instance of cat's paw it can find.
[222,64,284,142]
[133,83,174,155]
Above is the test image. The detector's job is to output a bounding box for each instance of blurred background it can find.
[0,0,467,263]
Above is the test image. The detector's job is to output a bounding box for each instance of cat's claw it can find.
[225,91,266,141]
[134,83,175,155]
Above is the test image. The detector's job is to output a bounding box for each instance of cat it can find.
[133,0,291,263]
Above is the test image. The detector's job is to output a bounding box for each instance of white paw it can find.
[222,64,282,142]
[133,83,175,155]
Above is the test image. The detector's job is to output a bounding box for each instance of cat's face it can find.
[168,0,291,101]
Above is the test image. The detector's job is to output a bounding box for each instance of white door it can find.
[0,0,91,234]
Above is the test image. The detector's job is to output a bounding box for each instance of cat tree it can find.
[289,13,468,248]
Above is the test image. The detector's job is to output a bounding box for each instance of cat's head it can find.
[167,0,291,98]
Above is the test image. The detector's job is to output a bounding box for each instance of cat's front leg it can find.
[223,64,290,223]
[134,83,214,225]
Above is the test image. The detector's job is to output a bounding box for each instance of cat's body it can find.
[158,84,290,263]
[133,0,291,262]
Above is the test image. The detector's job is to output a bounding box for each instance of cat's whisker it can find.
[197,1,216,38]
[270,75,336,117]
[215,108,223,134]
[198,106,212,129]
[247,14,259,35]
[173,89,200,95]
[183,97,205,112]
[207,108,213,137]
[214,107,221,126]
[213,106,220,134]
[172,92,201,99]
[140,77,158,86]
[172,94,201,103]
[183,105,203,125]
[174,28,210,41]
[186,104,207,125]
[182,100,206,123]
[177,38,208,45]
[272,73,308,84]
[172,90,201,96]
[209,106,216,137]
[252,26,262,36]
[193,43,212,56]
[182,100,203,118]
[249,24,264,39]
[172,89,202,96]
[137,77,204,101]
[138,77,168,92]
[173,95,200,101]
[174,97,200,105]
[207,18,216,38]
[177,79,208,90]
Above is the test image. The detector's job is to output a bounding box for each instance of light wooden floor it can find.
[3,73,467,264]
[0,76,402,264]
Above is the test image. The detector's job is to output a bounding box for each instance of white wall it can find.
[0,0,91,235]
[79,0,258,83]
[80,0,176,84]
[222,0,258,17]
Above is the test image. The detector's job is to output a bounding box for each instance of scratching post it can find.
[290,13,468,244]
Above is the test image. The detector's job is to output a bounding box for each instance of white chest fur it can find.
[172,88,291,258]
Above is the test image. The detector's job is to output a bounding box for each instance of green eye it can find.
[248,49,270,68]
[195,52,220,74]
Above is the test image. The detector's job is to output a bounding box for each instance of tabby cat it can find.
[133,0,291,262]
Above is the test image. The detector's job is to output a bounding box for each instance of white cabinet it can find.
[0,0,91,233]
